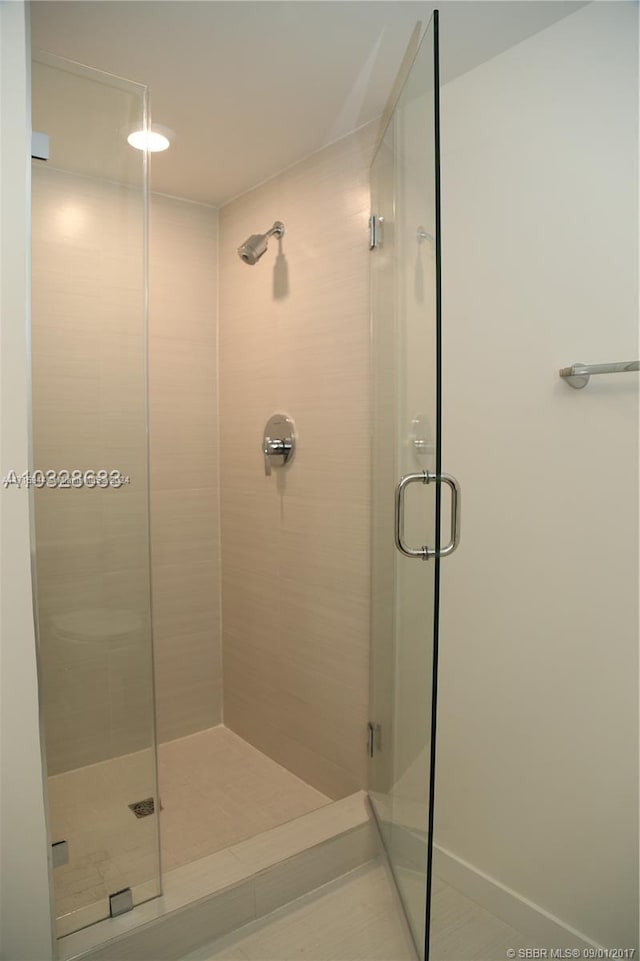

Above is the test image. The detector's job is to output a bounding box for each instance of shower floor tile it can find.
[48,745,160,935]
[158,725,331,871]
[49,725,330,936]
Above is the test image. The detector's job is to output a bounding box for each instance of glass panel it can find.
[30,55,160,936]
[369,14,440,958]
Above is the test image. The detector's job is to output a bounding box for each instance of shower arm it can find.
[266,221,285,241]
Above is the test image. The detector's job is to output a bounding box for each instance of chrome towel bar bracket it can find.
[559,360,640,389]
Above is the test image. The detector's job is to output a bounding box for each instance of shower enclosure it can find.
[31,53,160,935]
[369,14,448,956]
[30,12,451,960]
[14,2,638,957]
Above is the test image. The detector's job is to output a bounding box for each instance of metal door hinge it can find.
[51,840,69,868]
[367,722,382,757]
[369,214,384,250]
[109,887,133,917]
[31,131,50,161]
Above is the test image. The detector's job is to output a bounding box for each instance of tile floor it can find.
[430,874,536,960]
[180,859,536,961]
[48,744,160,933]
[49,725,330,934]
[50,726,536,958]
[158,726,330,870]
[57,793,373,961]
[181,860,417,961]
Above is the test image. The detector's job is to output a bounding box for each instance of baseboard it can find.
[433,843,603,950]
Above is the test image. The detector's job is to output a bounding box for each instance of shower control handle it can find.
[263,414,296,476]
[394,471,461,560]
[263,437,291,475]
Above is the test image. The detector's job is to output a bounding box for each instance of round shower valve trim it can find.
[263,414,296,476]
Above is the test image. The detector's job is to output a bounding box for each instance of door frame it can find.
[0,2,56,956]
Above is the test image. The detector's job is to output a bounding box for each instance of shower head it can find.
[237,221,285,265]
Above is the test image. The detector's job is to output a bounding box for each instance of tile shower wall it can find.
[32,169,221,772]
[32,166,153,774]
[149,195,221,743]
[218,124,375,799]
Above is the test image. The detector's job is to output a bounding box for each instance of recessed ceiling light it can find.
[127,124,172,153]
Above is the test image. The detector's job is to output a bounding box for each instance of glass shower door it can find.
[369,12,450,960]
[30,54,160,936]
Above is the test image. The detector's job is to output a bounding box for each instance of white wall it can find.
[437,1,638,948]
[0,2,55,958]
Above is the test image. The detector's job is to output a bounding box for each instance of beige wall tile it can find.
[32,171,221,770]
[33,126,372,796]
[147,192,221,743]
[224,687,363,800]
[31,168,156,775]
[218,125,375,799]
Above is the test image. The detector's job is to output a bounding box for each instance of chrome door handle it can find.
[394,471,461,560]
[395,472,434,560]
[438,473,461,558]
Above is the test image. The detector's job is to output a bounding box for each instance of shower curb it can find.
[58,792,377,961]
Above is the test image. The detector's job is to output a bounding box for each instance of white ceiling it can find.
[31,1,585,206]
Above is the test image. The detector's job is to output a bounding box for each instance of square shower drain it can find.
[128,797,155,818]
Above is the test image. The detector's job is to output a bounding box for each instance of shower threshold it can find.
[51,725,333,937]
[58,791,376,961]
